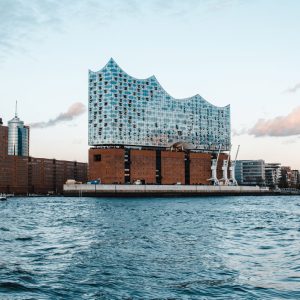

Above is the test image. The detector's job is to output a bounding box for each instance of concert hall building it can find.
[88,59,230,184]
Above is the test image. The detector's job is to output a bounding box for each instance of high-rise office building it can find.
[88,58,230,151]
[7,104,29,157]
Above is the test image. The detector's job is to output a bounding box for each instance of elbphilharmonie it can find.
[89,58,230,151]
[88,59,231,185]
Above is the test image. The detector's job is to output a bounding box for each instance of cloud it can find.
[72,138,84,145]
[249,106,300,137]
[283,82,300,94]
[0,0,242,60]
[0,0,64,58]
[232,128,248,136]
[0,0,140,59]
[282,136,300,145]
[30,102,86,129]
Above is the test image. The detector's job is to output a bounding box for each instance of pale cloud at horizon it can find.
[249,106,300,137]
[283,82,300,94]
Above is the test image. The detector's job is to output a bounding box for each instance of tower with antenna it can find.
[7,101,29,156]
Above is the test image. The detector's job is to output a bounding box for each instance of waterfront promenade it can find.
[64,184,279,197]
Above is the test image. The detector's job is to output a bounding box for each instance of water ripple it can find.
[0,196,300,299]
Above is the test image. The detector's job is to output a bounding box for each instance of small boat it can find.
[0,194,7,201]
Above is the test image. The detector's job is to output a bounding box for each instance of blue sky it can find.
[1,0,300,168]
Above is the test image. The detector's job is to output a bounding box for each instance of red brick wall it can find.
[0,156,29,194]
[14,156,29,193]
[76,162,88,183]
[89,148,125,184]
[0,126,8,159]
[28,158,88,194]
[161,151,185,184]
[190,153,212,185]
[130,149,156,184]
[0,156,15,193]
[0,155,88,195]
[29,157,46,194]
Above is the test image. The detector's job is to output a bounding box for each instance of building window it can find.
[94,154,101,161]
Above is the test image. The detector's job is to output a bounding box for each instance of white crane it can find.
[229,145,240,186]
[221,147,230,186]
[209,145,222,186]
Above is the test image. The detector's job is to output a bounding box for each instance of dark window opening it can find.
[94,154,101,161]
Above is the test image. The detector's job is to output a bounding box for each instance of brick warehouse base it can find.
[130,149,156,184]
[0,124,88,195]
[161,151,185,184]
[0,156,88,195]
[190,152,212,185]
[89,148,228,185]
[88,148,125,184]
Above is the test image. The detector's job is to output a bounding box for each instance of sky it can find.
[1,0,300,168]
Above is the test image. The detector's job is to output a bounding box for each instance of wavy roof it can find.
[90,58,230,109]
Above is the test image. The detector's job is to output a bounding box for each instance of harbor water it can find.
[0,196,300,299]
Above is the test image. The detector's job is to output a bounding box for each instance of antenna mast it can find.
[234,145,240,162]
[15,100,18,117]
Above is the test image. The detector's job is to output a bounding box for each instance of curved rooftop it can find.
[88,58,231,151]
[90,58,229,109]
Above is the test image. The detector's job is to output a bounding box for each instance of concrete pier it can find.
[63,184,280,197]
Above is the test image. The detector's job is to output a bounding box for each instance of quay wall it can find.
[64,184,274,197]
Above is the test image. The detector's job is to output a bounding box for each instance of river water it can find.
[0,196,300,299]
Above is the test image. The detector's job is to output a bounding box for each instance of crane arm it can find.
[216,144,222,165]
[234,145,240,162]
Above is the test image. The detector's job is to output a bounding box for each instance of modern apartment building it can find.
[235,160,266,186]
[234,160,299,188]
[88,59,231,184]
[291,170,300,187]
[265,163,281,187]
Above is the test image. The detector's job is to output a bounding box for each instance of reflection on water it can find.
[0,196,300,299]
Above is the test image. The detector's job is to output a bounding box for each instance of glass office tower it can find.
[8,114,29,156]
[88,58,231,151]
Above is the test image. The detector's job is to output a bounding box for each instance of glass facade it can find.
[88,58,231,151]
[235,160,266,186]
[8,116,29,156]
[265,163,281,187]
